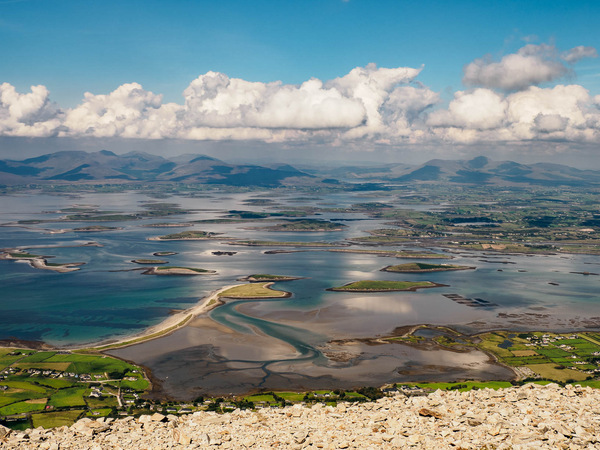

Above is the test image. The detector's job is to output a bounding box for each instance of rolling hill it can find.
[0,151,319,187]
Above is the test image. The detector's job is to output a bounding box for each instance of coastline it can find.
[71,283,244,351]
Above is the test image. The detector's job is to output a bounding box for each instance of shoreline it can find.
[69,283,244,351]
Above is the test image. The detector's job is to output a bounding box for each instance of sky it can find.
[1,0,600,166]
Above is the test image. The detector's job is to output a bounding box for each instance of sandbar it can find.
[79,284,244,351]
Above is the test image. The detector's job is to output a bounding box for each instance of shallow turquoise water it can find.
[1,191,599,348]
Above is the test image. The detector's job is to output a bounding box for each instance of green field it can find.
[0,348,149,427]
[274,392,306,402]
[26,377,75,389]
[86,408,113,418]
[0,399,47,415]
[18,351,56,363]
[16,362,72,372]
[120,377,150,391]
[2,380,48,393]
[32,410,85,429]
[414,381,513,391]
[45,353,136,374]
[47,387,87,408]
[244,394,276,403]
[476,331,600,383]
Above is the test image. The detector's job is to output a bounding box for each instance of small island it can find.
[219,283,291,299]
[153,251,177,256]
[0,250,85,273]
[141,266,216,276]
[143,222,196,228]
[72,225,121,232]
[131,259,168,264]
[327,249,450,259]
[382,262,475,273]
[238,274,302,282]
[257,219,347,232]
[228,240,339,247]
[327,280,446,292]
[149,230,222,241]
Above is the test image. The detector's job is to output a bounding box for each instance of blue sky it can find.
[4,0,599,105]
[1,0,600,164]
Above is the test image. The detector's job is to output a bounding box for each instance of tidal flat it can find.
[1,187,600,398]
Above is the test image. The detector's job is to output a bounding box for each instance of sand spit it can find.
[3,383,599,448]
[77,284,242,351]
[27,258,84,273]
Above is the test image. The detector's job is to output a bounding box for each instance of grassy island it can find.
[259,219,347,232]
[131,259,168,264]
[326,249,450,259]
[150,230,222,241]
[72,225,120,232]
[328,280,444,292]
[142,266,216,276]
[228,240,339,247]
[240,274,302,282]
[382,262,475,273]
[219,283,291,299]
[143,222,196,228]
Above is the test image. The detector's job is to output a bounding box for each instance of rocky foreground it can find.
[2,383,600,449]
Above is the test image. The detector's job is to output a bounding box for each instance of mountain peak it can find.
[468,156,491,169]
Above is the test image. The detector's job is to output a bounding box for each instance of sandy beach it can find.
[77,283,244,351]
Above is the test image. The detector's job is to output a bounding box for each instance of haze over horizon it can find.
[1,0,600,168]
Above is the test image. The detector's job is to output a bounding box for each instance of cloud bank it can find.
[1,43,598,151]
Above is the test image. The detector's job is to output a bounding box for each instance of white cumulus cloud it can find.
[428,88,507,130]
[1,51,600,152]
[463,44,569,91]
[463,44,597,91]
[180,72,366,129]
[561,46,598,64]
[429,84,600,143]
[61,83,177,139]
[0,83,62,137]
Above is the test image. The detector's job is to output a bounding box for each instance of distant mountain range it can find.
[0,150,321,187]
[1,152,599,187]
[309,155,600,187]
